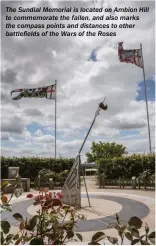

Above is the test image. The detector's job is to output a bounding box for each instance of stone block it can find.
[8,167,19,179]
[2,178,30,193]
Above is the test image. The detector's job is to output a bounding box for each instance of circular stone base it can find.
[27,197,122,220]
[1,193,150,233]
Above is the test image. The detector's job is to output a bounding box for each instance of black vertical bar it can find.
[140,44,152,153]
[78,97,106,156]
[55,80,57,159]
[81,155,91,207]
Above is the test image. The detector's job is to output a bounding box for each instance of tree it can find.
[86,141,128,162]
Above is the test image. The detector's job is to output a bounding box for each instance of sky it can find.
[1,0,155,161]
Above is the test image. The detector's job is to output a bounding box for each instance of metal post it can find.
[75,154,81,208]
[76,97,106,207]
[78,97,106,156]
[61,98,107,208]
[140,44,152,153]
[80,155,91,207]
[55,80,57,159]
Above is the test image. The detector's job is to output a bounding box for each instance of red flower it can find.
[52,198,62,206]
[48,192,52,197]
[26,194,34,198]
[57,192,63,199]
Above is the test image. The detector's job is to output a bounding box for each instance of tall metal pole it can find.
[78,96,106,156]
[55,80,57,159]
[61,97,107,208]
[74,154,81,208]
[81,155,91,207]
[76,97,106,207]
[140,44,152,153]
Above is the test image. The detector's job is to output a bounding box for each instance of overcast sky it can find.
[1,0,155,161]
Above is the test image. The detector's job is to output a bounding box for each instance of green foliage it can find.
[89,215,155,245]
[128,216,142,229]
[139,170,151,182]
[1,174,24,213]
[37,168,69,186]
[29,238,44,245]
[13,213,24,221]
[91,232,106,243]
[107,236,118,244]
[1,221,10,234]
[76,233,83,242]
[1,189,86,245]
[97,153,155,179]
[38,169,55,183]
[86,141,127,162]
[1,156,74,181]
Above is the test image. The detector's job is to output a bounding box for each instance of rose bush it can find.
[0,186,85,245]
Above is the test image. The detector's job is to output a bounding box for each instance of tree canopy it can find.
[86,141,128,162]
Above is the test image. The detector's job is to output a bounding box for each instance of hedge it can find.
[1,156,74,181]
[38,169,69,184]
[97,153,155,179]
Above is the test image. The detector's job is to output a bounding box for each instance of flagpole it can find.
[55,80,57,159]
[78,96,106,156]
[140,44,152,153]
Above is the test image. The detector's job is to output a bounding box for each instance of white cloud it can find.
[52,50,57,58]
[36,135,55,143]
[1,0,155,158]
[34,129,43,137]
[1,132,10,141]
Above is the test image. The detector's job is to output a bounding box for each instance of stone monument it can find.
[2,167,30,193]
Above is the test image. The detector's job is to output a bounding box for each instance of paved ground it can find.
[2,176,155,245]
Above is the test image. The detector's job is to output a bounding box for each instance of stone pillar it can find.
[131,176,136,189]
[49,178,54,190]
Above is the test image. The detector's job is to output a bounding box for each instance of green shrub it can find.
[97,153,155,179]
[1,156,74,181]
[38,169,55,184]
